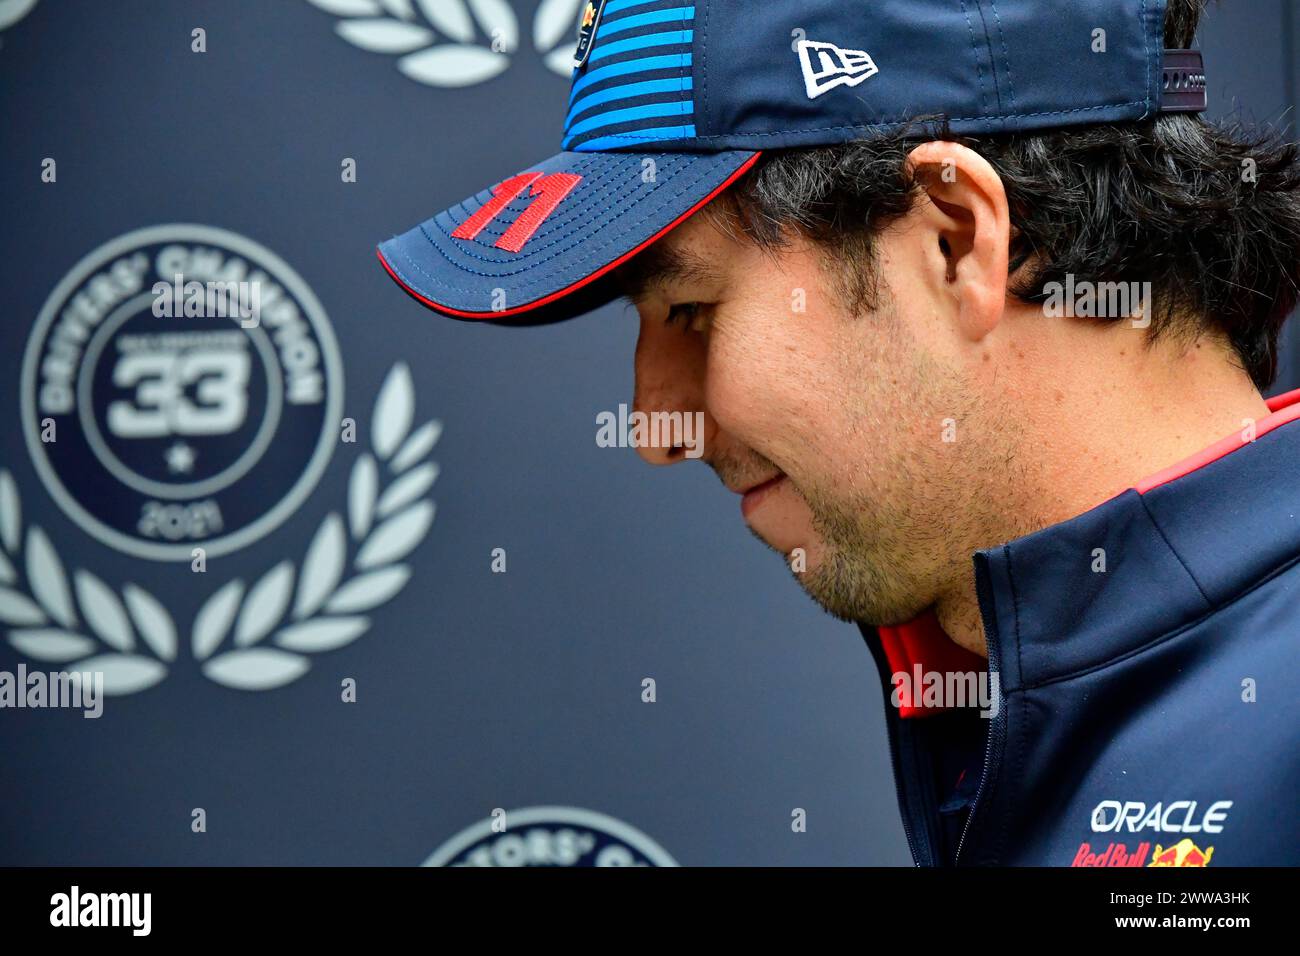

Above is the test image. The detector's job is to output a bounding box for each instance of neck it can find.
[935,320,1273,657]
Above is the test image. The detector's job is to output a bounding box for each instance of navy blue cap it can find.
[377,0,1205,323]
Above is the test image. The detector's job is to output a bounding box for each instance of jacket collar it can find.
[864,387,1300,703]
[976,387,1300,691]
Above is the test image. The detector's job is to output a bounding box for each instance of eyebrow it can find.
[611,240,726,304]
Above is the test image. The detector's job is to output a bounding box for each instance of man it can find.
[377,0,1300,865]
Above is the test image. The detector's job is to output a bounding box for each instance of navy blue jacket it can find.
[860,388,1300,866]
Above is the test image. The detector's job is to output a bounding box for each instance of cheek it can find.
[704,307,851,468]
[704,323,798,446]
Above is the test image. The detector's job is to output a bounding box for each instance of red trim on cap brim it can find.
[376,151,762,320]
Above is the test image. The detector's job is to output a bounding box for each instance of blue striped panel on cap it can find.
[561,0,696,152]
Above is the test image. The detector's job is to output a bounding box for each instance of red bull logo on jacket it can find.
[1148,839,1214,867]
[1071,842,1152,867]
[1071,838,1216,866]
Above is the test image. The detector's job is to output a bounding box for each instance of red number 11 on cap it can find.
[451,172,583,253]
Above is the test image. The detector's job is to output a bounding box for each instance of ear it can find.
[904,141,1011,343]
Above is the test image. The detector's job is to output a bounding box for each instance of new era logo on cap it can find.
[796,39,879,99]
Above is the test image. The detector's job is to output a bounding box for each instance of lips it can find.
[740,473,787,519]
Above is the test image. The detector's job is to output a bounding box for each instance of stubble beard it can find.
[785,479,930,626]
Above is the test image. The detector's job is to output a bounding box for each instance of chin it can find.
[791,541,914,626]
[794,568,868,624]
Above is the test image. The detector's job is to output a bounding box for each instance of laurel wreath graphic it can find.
[0,362,440,695]
[0,0,39,34]
[305,0,584,82]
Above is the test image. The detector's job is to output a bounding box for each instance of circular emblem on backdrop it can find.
[21,224,344,561]
[423,806,680,866]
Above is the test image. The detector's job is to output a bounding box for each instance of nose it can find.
[631,317,712,467]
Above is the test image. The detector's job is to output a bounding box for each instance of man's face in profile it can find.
[619,208,1025,638]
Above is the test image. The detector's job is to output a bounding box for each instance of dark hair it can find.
[704,0,1300,389]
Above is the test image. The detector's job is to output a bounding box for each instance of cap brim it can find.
[377,149,760,326]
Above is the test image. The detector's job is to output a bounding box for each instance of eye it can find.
[664,302,710,333]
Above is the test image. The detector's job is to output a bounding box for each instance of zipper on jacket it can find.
[882,706,926,866]
[863,621,948,866]
[954,556,1006,865]
[880,689,943,866]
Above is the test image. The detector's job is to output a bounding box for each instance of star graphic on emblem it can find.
[165,441,197,474]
